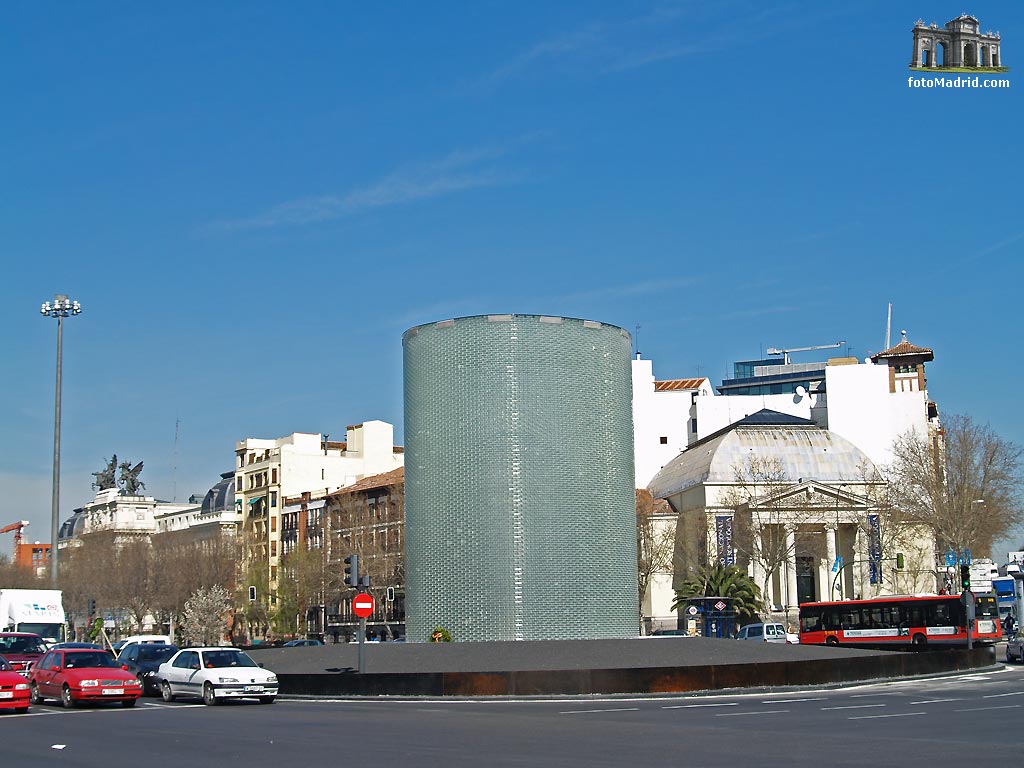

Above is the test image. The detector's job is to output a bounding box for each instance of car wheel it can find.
[61,685,76,709]
[160,681,175,703]
[122,698,137,708]
[911,634,927,649]
[258,696,275,705]
[202,682,218,706]
[1007,648,1014,663]
[825,636,839,646]
[30,683,43,705]
[137,674,149,696]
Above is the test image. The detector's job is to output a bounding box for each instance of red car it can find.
[29,648,142,708]
[0,654,30,713]
[0,633,47,675]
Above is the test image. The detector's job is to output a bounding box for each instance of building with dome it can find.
[648,410,936,623]
[633,331,941,630]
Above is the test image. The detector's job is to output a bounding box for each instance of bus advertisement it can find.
[799,593,1001,649]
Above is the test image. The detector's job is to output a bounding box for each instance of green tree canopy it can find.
[672,563,762,624]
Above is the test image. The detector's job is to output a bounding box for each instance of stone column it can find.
[825,525,839,600]
[786,527,798,608]
[750,528,765,599]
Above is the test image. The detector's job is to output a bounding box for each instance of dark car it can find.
[49,643,107,651]
[0,633,48,675]
[116,643,178,695]
[282,639,323,647]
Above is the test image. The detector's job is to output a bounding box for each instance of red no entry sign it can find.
[353,593,375,618]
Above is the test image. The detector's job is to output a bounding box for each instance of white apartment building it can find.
[235,420,404,600]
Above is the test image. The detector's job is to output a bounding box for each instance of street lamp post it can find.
[834,483,847,599]
[40,294,82,586]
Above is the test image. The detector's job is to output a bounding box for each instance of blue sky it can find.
[3,2,1022,556]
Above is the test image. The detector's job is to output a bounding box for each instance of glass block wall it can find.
[403,314,638,642]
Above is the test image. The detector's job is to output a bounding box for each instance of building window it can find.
[271,541,277,556]
[272,467,278,484]
[271,516,277,533]
[659,436,668,445]
[690,418,698,433]
[271,491,278,508]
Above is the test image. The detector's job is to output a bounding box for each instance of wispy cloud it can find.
[550,277,700,304]
[483,3,836,80]
[213,144,523,231]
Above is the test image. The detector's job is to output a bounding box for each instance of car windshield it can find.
[0,636,45,654]
[0,655,11,671]
[202,650,258,668]
[64,652,117,668]
[138,645,177,663]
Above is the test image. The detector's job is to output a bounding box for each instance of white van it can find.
[736,622,789,644]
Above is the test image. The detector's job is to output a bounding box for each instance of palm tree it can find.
[672,563,761,625]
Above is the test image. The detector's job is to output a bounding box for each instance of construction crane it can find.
[766,341,846,365]
[0,520,29,556]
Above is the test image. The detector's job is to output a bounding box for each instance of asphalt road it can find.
[3,658,1022,768]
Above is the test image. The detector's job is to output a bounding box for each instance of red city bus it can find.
[799,594,1001,648]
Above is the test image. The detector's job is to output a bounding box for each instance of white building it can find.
[632,333,939,627]
[235,420,404,601]
[59,488,202,546]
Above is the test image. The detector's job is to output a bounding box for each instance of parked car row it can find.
[0,632,278,714]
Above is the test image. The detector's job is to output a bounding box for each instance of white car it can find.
[157,647,278,705]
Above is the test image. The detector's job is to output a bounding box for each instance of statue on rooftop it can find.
[92,455,118,491]
[118,460,145,496]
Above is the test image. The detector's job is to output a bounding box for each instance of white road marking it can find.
[909,698,960,704]
[661,702,737,709]
[821,704,886,711]
[716,709,789,717]
[761,698,826,704]
[983,691,1024,699]
[954,705,1021,713]
[560,707,640,715]
[848,712,926,721]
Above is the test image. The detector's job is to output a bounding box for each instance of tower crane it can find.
[765,341,846,365]
[0,520,29,556]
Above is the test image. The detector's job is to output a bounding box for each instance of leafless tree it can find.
[888,414,1023,557]
[180,585,231,646]
[724,456,826,611]
[0,555,45,589]
[636,489,675,611]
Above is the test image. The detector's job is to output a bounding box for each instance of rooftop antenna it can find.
[634,324,641,359]
[885,303,892,350]
[765,340,846,366]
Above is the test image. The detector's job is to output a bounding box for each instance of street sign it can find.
[964,548,972,565]
[687,606,698,616]
[353,593,375,619]
[714,600,727,612]
[945,549,957,567]
[831,556,843,573]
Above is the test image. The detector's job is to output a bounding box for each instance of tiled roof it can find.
[333,466,404,496]
[654,378,708,391]
[871,332,934,362]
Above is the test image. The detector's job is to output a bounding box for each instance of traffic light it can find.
[248,586,257,602]
[960,564,971,591]
[386,586,396,602]
[896,552,905,570]
[344,554,359,587]
[87,598,96,617]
